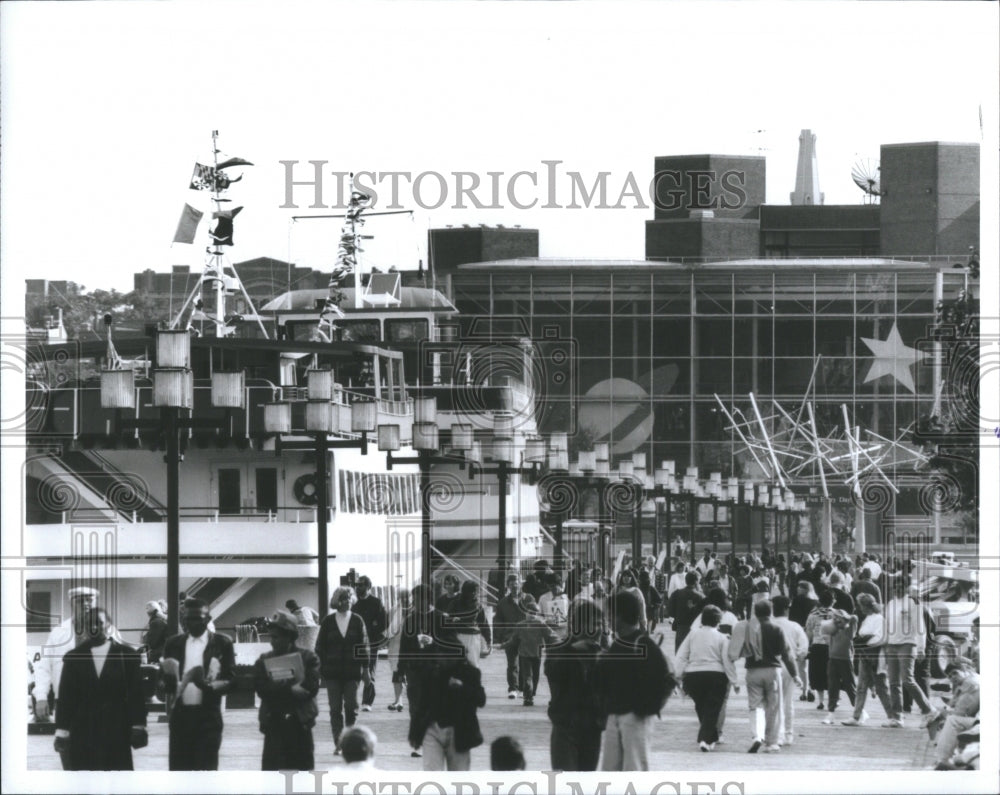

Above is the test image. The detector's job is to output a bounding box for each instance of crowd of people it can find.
[35,544,980,773]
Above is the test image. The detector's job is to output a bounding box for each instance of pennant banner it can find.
[216,156,254,170]
[209,206,243,246]
[172,203,204,244]
[189,163,244,192]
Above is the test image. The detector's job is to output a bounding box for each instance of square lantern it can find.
[660,460,676,476]
[263,402,292,434]
[153,368,193,409]
[595,457,610,477]
[578,450,597,472]
[524,437,547,465]
[211,371,245,409]
[743,481,756,504]
[414,396,437,424]
[101,369,136,409]
[413,421,439,452]
[654,467,671,487]
[491,437,513,464]
[351,400,377,432]
[618,460,634,479]
[156,329,191,369]
[305,400,336,433]
[548,432,569,472]
[594,442,610,464]
[306,368,335,401]
[686,466,699,479]
[378,424,401,452]
[632,452,647,470]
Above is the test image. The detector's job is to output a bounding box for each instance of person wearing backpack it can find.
[595,590,677,771]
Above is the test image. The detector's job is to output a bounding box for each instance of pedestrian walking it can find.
[444,580,492,666]
[595,590,677,771]
[882,578,934,727]
[771,595,809,744]
[315,586,371,752]
[805,589,835,708]
[667,571,704,651]
[841,593,892,726]
[730,599,801,754]
[141,600,169,664]
[675,605,739,752]
[385,589,409,712]
[53,607,147,771]
[161,599,235,770]
[253,609,320,771]
[544,600,607,771]
[789,580,818,629]
[493,573,527,699]
[820,608,858,723]
[539,573,572,640]
[353,576,388,711]
[505,593,559,705]
[416,654,487,771]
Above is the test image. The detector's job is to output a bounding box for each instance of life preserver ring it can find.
[294,473,320,506]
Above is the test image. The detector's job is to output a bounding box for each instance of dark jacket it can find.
[253,647,320,730]
[667,586,705,628]
[315,612,370,681]
[353,594,388,648]
[56,640,146,770]
[507,612,559,658]
[595,630,674,718]
[161,630,237,711]
[544,639,606,731]
[444,598,492,646]
[398,607,462,677]
[789,594,818,627]
[492,593,526,645]
[417,659,487,753]
[830,588,856,616]
[142,616,169,663]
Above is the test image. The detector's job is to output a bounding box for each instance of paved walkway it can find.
[27,633,941,773]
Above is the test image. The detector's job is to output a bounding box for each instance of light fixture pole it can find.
[265,368,375,618]
[101,328,244,635]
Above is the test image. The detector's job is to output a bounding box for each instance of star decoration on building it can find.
[861,322,926,393]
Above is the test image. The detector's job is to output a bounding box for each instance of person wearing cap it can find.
[161,598,236,770]
[842,594,891,726]
[315,586,371,753]
[253,609,321,771]
[931,662,980,768]
[504,593,559,706]
[142,600,169,664]
[33,585,120,727]
[53,607,147,770]
[493,573,527,699]
[286,599,320,652]
[820,607,859,724]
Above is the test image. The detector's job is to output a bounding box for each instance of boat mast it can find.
[318,173,373,339]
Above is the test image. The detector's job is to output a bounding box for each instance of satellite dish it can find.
[851,159,880,203]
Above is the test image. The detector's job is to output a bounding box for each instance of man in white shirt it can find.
[860,553,882,582]
[771,596,809,745]
[33,586,121,724]
[695,550,717,579]
[666,562,687,599]
[161,599,235,770]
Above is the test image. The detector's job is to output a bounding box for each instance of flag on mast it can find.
[172,203,204,244]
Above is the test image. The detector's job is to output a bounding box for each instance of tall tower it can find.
[790,129,824,205]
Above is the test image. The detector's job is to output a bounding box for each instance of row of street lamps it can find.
[99,329,808,628]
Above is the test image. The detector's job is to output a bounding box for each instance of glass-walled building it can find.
[450,258,975,549]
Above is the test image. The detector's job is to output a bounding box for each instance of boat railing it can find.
[39,505,346,525]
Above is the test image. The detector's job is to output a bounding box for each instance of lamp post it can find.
[381,397,473,588]
[101,329,244,635]
[652,462,677,575]
[682,467,702,564]
[264,368,375,618]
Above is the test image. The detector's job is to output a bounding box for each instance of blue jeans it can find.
[885,644,930,720]
[326,679,360,746]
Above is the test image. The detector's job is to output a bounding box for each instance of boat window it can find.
[335,320,381,343]
[385,318,428,342]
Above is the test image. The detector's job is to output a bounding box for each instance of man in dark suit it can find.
[161,598,236,770]
[53,607,147,770]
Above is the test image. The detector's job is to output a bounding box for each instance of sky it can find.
[1,0,997,294]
